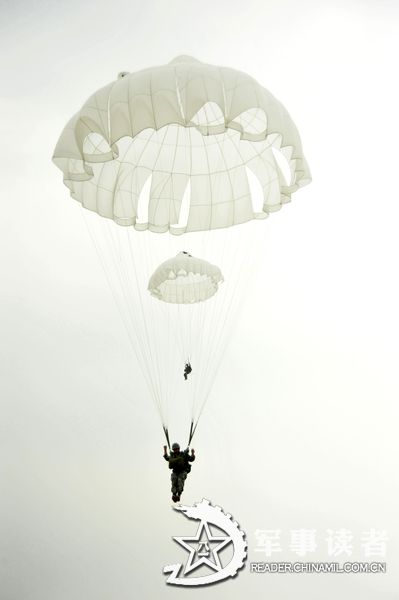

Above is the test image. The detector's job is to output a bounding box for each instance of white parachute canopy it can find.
[53,55,311,444]
[148,252,223,304]
[53,55,311,234]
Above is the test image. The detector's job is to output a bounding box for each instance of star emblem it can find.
[173,520,232,575]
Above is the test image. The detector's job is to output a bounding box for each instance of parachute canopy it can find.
[53,55,311,235]
[148,252,224,304]
[53,56,311,444]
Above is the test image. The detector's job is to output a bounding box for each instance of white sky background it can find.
[1,0,399,598]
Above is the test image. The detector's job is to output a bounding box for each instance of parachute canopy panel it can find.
[53,56,311,234]
[148,252,224,304]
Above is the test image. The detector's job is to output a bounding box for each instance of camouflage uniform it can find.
[163,449,195,497]
[171,471,187,496]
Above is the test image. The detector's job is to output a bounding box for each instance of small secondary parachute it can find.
[148,252,224,304]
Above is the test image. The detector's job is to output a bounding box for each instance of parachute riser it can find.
[187,420,197,447]
[163,421,195,451]
[163,426,171,451]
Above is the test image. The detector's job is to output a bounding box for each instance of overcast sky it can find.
[1,1,399,598]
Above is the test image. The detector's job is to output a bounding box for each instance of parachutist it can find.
[184,362,192,380]
[163,443,195,502]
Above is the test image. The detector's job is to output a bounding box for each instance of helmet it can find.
[172,442,180,450]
